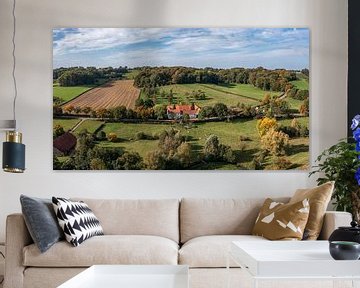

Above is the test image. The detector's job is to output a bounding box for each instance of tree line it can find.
[134,66,299,92]
[53,66,128,86]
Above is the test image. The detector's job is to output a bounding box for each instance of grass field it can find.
[204,83,282,100]
[149,83,283,107]
[96,117,309,169]
[291,79,309,90]
[123,70,140,80]
[53,83,95,103]
[53,119,81,131]
[74,120,104,134]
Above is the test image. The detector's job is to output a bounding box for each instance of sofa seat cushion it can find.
[179,235,267,268]
[23,235,179,267]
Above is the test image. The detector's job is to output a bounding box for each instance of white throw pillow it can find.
[52,197,103,247]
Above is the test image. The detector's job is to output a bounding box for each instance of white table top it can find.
[58,265,189,288]
[231,241,360,278]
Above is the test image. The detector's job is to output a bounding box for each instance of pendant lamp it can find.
[1,0,26,173]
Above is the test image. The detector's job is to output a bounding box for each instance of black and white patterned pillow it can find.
[52,197,104,247]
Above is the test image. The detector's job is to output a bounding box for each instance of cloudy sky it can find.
[53,28,309,70]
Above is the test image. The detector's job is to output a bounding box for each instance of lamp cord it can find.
[11,0,17,129]
[0,251,4,284]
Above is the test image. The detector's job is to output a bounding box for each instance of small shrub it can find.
[278,126,299,138]
[267,157,293,170]
[239,135,252,141]
[299,126,309,137]
[96,131,106,141]
[250,153,266,170]
[107,132,118,142]
[135,131,147,140]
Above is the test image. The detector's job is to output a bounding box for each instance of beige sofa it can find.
[4,198,352,288]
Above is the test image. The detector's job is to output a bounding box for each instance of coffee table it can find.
[58,265,189,288]
[228,241,360,288]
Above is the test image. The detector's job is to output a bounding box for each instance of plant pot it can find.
[329,241,360,260]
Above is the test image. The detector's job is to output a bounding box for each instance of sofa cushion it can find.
[23,235,179,267]
[180,198,288,243]
[290,181,334,240]
[252,198,310,240]
[52,197,104,247]
[72,198,179,243]
[20,195,64,253]
[179,235,267,268]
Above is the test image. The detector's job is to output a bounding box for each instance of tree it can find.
[260,128,289,156]
[53,124,65,139]
[96,130,106,140]
[213,103,228,118]
[61,157,76,170]
[53,105,63,116]
[111,106,127,119]
[300,98,309,115]
[301,68,309,77]
[158,129,185,154]
[90,158,107,170]
[73,130,95,170]
[182,113,190,123]
[174,142,192,168]
[96,108,110,118]
[64,105,74,114]
[53,156,62,170]
[135,98,145,107]
[198,106,214,119]
[154,104,167,120]
[203,135,221,160]
[203,134,235,163]
[82,107,92,114]
[114,152,143,170]
[145,150,167,170]
[257,117,278,136]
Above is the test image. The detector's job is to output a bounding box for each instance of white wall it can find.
[0,0,348,242]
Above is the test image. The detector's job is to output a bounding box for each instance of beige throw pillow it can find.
[252,198,310,240]
[289,181,334,240]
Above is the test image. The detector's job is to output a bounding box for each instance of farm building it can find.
[166,104,201,120]
[53,132,77,156]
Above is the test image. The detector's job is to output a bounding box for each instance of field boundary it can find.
[58,79,121,107]
[199,84,263,102]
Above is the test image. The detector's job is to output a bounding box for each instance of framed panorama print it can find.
[53,28,310,170]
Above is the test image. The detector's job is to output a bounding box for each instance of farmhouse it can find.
[166,104,201,120]
[53,132,77,156]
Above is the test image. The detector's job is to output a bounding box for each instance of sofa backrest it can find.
[180,198,289,243]
[73,198,180,243]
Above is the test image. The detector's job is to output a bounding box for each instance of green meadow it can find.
[53,83,95,103]
[94,117,309,170]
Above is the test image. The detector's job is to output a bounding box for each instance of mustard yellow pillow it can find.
[252,198,310,240]
[289,181,334,240]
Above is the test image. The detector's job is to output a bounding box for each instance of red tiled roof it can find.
[167,104,201,115]
[53,132,77,153]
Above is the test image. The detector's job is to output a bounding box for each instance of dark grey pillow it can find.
[20,195,64,253]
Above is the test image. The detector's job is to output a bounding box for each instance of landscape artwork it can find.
[53,28,310,170]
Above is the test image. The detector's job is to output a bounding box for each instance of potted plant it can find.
[310,115,360,222]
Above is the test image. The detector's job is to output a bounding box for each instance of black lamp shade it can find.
[2,141,25,172]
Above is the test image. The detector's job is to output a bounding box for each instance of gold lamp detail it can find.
[1,0,26,173]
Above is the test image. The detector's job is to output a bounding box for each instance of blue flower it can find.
[352,115,360,130]
[353,128,360,142]
[357,142,360,152]
[356,168,360,186]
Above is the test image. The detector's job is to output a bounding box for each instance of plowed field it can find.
[62,80,140,110]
